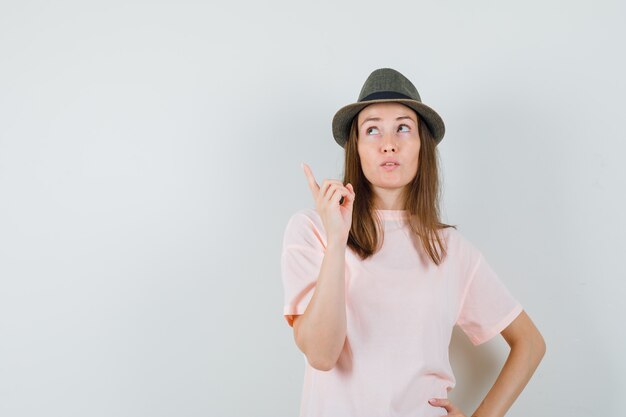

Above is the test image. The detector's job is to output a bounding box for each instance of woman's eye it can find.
[366,127,379,135]
[398,124,410,132]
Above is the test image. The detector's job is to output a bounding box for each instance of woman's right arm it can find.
[293,162,354,371]
[292,239,347,371]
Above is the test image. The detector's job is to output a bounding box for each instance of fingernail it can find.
[428,398,437,403]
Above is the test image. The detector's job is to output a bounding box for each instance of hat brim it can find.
[331,98,445,148]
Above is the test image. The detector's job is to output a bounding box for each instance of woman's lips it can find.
[381,164,399,171]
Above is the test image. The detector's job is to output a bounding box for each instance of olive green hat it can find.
[331,68,445,148]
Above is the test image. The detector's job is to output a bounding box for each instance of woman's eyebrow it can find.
[396,116,416,123]
[360,115,416,128]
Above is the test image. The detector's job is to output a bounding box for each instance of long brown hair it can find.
[343,110,457,265]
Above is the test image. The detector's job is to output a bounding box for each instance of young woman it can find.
[281,68,545,417]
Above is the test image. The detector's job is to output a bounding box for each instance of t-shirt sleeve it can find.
[280,211,326,327]
[455,252,523,346]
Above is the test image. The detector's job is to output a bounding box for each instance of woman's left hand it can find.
[428,398,467,416]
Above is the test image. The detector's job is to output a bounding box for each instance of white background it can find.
[1,1,624,416]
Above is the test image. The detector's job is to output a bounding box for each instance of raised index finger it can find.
[301,162,320,200]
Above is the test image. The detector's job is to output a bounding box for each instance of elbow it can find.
[296,337,338,371]
[519,332,546,366]
[534,333,547,360]
[307,354,339,371]
[309,360,336,372]
[509,332,546,365]
[305,346,341,371]
[297,333,344,371]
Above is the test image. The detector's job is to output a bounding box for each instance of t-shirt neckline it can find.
[374,209,409,220]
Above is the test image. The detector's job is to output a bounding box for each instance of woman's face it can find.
[356,102,420,204]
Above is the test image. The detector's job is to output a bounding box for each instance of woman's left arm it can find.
[470,309,546,417]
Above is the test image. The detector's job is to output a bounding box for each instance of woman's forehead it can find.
[358,102,416,120]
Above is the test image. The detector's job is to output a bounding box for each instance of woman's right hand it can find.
[302,162,355,246]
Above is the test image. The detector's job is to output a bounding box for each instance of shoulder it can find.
[286,207,321,223]
[285,207,324,233]
[283,207,327,249]
[440,226,471,246]
[438,226,482,264]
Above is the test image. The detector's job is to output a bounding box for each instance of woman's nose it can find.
[382,132,397,152]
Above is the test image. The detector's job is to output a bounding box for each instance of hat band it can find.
[360,91,413,102]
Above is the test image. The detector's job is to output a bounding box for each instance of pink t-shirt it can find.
[281,208,523,417]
